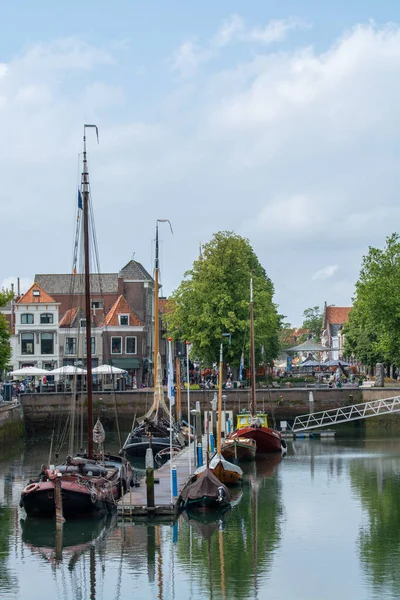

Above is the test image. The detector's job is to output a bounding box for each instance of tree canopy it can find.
[300,306,323,341]
[0,290,12,372]
[166,231,280,367]
[343,233,400,366]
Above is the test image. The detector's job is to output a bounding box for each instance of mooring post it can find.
[172,465,178,497]
[146,447,155,510]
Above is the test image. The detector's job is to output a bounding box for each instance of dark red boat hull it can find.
[232,426,282,453]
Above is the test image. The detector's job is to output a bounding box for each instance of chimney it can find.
[17,277,20,297]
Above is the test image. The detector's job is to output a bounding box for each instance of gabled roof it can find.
[18,283,56,304]
[325,306,351,326]
[119,260,153,282]
[35,273,119,294]
[104,295,144,327]
[59,307,80,327]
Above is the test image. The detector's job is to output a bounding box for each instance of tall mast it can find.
[82,123,98,459]
[152,219,173,394]
[217,342,223,455]
[250,277,256,417]
[153,221,160,390]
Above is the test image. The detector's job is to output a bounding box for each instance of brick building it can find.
[321,303,352,360]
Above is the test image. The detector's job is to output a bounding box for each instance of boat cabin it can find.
[236,412,269,429]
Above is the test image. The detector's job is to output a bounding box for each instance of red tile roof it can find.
[59,307,79,327]
[103,295,144,327]
[18,283,56,304]
[325,306,351,325]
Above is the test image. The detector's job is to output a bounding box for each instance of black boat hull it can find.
[20,488,113,519]
[123,437,172,458]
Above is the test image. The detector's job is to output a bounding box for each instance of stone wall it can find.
[21,387,364,432]
[0,401,24,445]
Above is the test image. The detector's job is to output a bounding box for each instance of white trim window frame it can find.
[126,336,137,355]
[118,314,129,326]
[111,336,122,354]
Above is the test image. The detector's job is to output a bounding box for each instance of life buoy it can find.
[23,483,40,494]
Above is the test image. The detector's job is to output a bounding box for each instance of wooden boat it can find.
[121,221,185,459]
[20,453,131,518]
[194,344,243,485]
[20,126,133,519]
[232,411,283,453]
[181,467,231,510]
[230,278,285,454]
[221,436,256,461]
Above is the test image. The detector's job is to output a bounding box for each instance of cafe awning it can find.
[108,358,141,370]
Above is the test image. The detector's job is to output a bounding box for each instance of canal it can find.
[1,433,400,599]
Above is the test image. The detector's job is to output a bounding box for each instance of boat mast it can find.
[153,221,160,392]
[217,342,223,455]
[250,277,256,417]
[82,123,98,459]
[152,219,173,399]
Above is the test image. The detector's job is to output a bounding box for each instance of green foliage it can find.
[167,232,280,366]
[0,289,13,372]
[300,306,323,341]
[343,233,400,365]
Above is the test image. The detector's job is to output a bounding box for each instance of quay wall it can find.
[0,401,24,445]
[21,387,366,432]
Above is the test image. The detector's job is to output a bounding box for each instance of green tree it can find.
[167,231,280,366]
[343,233,400,365]
[300,306,323,340]
[0,290,13,372]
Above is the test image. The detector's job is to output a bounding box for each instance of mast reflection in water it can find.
[8,435,400,599]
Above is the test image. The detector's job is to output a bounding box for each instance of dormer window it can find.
[119,315,129,326]
[33,290,40,297]
[80,319,87,328]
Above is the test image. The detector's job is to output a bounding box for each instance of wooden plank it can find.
[117,436,204,519]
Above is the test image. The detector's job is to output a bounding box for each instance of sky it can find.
[1,0,400,325]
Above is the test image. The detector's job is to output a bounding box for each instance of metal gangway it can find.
[291,395,400,433]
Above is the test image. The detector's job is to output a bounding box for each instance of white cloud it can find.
[2,22,400,325]
[242,17,311,44]
[312,266,339,281]
[171,14,310,77]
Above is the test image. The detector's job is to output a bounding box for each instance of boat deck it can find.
[118,438,203,520]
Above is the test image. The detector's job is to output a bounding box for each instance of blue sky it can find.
[1,1,400,324]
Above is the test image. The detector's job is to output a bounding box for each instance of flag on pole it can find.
[78,189,83,210]
[239,351,244,382]
[167,338,175,406]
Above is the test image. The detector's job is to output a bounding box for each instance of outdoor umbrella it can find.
[50,365,87,375]
[92,364,127,375]
[9,366,48,376]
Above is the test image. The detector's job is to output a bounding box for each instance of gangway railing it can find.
[291,395,400,432]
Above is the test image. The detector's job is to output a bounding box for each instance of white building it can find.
[11,283,60,370]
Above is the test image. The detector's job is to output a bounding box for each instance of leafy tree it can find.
[279,321,297,350]
[167,231,280,366]
[343,234,400,365]
[300,306,323,341]
[0,290,13,372]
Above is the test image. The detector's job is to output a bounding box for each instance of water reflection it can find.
[350,453,400,596]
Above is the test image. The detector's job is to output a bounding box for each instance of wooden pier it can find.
[117,439,200,520]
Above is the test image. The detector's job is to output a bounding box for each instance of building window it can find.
[33,290,40,298]
[40,313,54,324]
[91,299,104,309]
[21,333,34,354]
[84,337,96,355]
[65,337,77,355]
[80,319,87,328]
[111,337,122,354]
[41,333,54,355]
[119,315,129,326]
[21,314,34,325]
[126,336,137,354]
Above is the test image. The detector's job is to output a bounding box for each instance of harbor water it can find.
[1,433,400,599]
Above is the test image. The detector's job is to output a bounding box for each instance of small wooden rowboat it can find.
[221,437,256,462]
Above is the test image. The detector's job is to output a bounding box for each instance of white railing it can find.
[291,396,400,432]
